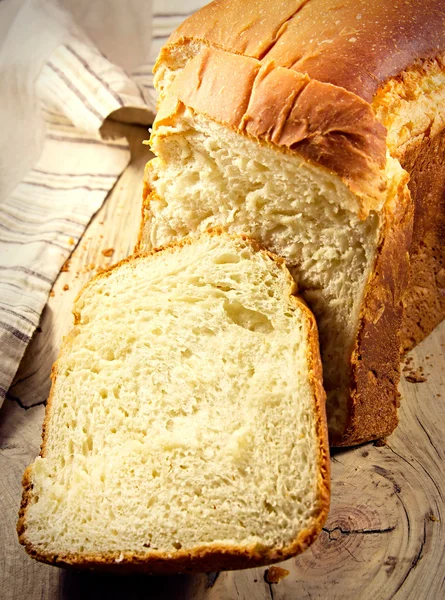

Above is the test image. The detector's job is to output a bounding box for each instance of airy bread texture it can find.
[142,112,384,437]
[139,105,410,446]
[138,0,445,445]
[18,232,329,572]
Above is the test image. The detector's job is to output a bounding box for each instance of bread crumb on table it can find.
[402,357,428,383]
[63,284,69,291]
[404,369,427,383]
[264,566,290,584]
[61,259,70,272]
[102,248,114,257]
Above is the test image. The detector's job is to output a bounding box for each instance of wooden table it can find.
[1,122,444,600]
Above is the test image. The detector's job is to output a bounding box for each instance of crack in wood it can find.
[263,570,276,600]
[322,525,396,540]
[384,444,415,473]
[266,581,274,600]
[415,415,442,460]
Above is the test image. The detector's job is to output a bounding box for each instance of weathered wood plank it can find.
[1,120,444,599]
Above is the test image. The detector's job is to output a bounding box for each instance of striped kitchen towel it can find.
[0,0,209,406]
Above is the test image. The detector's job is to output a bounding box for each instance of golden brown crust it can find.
[16,532,320,574]
[166,0,445,102]
[135,162,152,253]
[155,45,387,216]
[335,181,413,446]
[17,230,330,572]
[18,450,327,573]
[370,55,445,352]
[399,128,445,352]
[303,303,331,517]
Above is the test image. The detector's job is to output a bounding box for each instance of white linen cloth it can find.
[0,0,208,405]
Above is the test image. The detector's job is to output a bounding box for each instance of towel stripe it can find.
[153,10,197,18]
[0,266,53,283]
[22,180,111,193]
[66,45,125,108]
[46,61,104,121]
[0,237,68,249]
[0,307,37,327]
[46,134,129,149]
[33,168,119,178]
[0,300,40,316]
[0,321,31,343]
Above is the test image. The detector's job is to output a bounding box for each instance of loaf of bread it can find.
[18,231,329,572]
[137,0,445,445]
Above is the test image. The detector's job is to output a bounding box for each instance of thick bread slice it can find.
[18,231,330,573]
[138,0,445,445]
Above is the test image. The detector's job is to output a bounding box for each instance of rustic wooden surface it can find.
[1,122,444,600]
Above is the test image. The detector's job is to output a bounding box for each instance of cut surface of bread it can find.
[142,112,381,437]
[18,232,329,572]
[140,107,410,445]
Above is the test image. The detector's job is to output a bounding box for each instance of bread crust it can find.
[155,45,387,217]
[17,230,330,572]
[399,128,445,352]
[337,181,413,446]
[165,0,445,103]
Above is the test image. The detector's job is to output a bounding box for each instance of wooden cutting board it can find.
[1,123,444,600]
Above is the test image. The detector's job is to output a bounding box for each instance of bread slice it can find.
[18,231,329,573]
[137,0,445,445]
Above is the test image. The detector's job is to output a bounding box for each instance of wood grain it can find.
[1,121,444,600]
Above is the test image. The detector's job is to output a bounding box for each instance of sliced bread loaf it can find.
[18,231,329,572]
[137,0,445,445]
